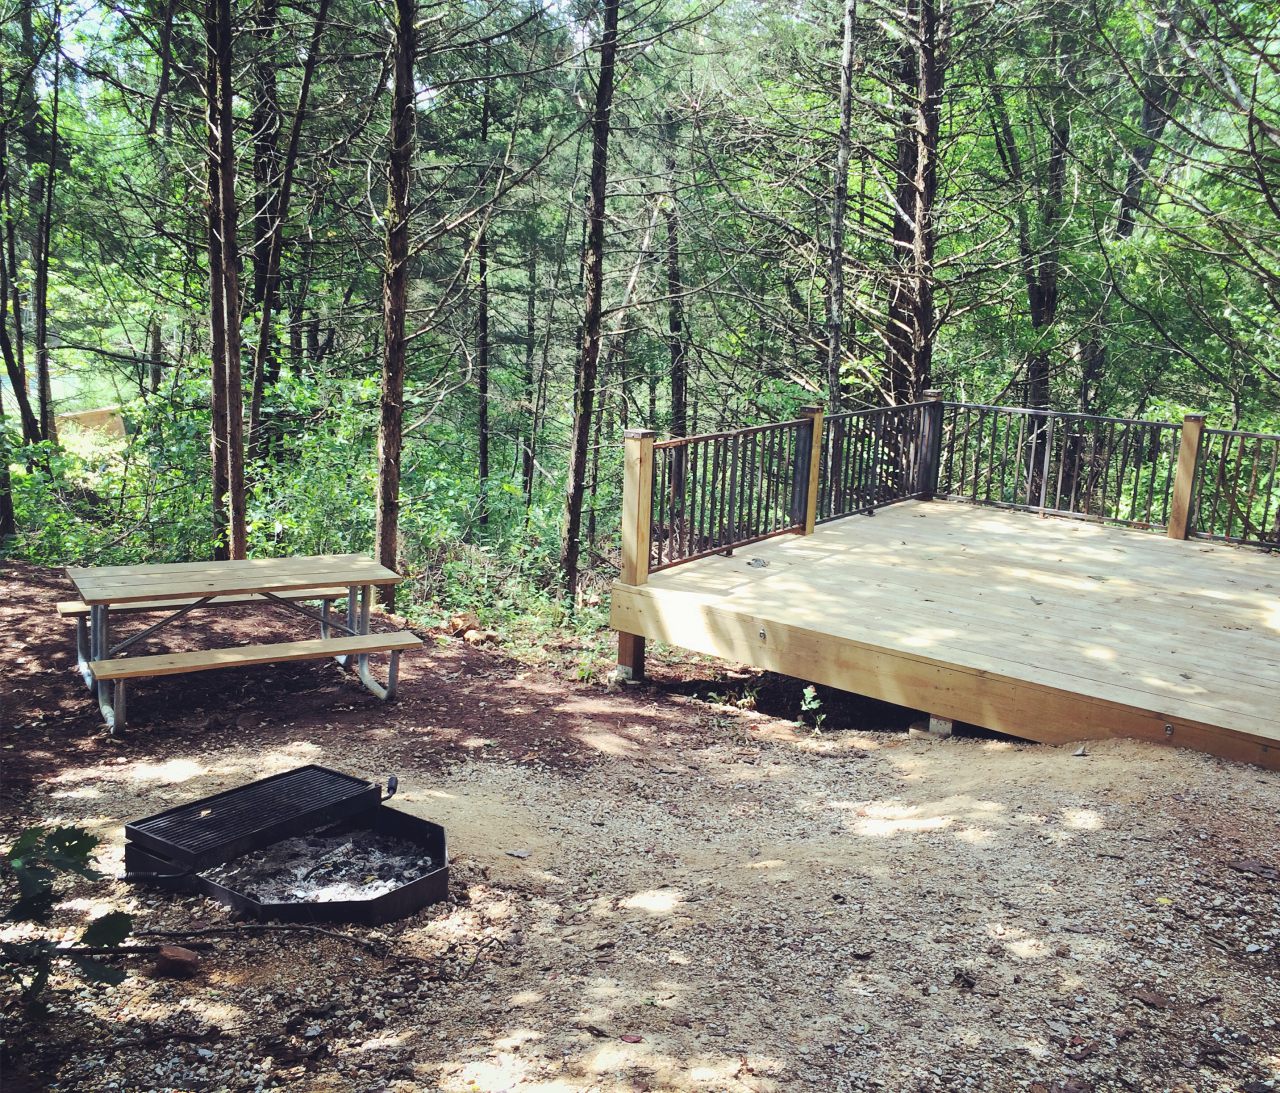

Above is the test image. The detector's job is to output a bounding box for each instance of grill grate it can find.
[125,765,379,870]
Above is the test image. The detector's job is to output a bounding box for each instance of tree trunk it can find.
[521,244,537,507]
[148,314,163,394]
[886,34,918,403]
[586,383,604,548]
[477,229,491,526]
[250,0,280,309]
[664,116,688,439]
[886,0,943,404]
[0,101,39,445]
[826,0,856,413]
[476,55,492,527]
[214,0,247,558]
[559,0,620,597]
[0,378,14,538]
[204,0,230,559]
[986,52,1067,413]
[247,0,331,454]
[32,19,60,444]
[373,0,416,608]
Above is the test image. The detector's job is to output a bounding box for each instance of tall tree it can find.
[885,0,945,403]
[31,8,59,443]
[204,0,230,557]
[560,0,621,596]
[206,0,248,558]
[476,46,493,526]
[247,0,333,454]
[374,0,417,606]
[826,0,857,412]
[663,112,688,438]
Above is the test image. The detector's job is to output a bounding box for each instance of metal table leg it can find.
[353,582,401,701]
[334,585,359,667]
[75,616,94,689]
[90,604,125,734]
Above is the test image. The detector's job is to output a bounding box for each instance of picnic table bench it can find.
[64,554,422,733]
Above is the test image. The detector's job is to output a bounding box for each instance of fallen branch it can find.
[57,942,216,956]
[135,923,387,956]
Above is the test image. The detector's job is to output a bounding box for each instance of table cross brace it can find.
[106,597,216,658]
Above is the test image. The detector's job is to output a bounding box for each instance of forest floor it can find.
[1,559,1279,1093]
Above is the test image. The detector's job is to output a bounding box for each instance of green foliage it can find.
[798,684,826,734]
[4,0,1280,608]
[2,826,133,1013]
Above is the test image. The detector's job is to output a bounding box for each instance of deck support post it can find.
[909,715,953,740]
[617,428,657,679]
[797,405,824,534]
[918,389,944,500]
[1168,413,1206,540]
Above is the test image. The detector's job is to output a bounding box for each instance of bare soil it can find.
[2,559,1278,1092]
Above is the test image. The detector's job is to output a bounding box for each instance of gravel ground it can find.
[2,562,1279,1091]
[4,720,1280,1092]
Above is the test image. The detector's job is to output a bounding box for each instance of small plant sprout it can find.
[799,685,826,734]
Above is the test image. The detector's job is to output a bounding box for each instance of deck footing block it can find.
[909,716,953,740]
[616,632,646,682]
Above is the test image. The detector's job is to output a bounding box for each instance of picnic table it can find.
[63,554,422,733]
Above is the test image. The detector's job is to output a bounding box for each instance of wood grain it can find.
[90,631,421,681]
[68,555,401,605]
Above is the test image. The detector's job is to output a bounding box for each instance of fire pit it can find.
[124,765,448,925]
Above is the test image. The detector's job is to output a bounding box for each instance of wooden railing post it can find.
[1168,413,1206,540]
[797,405,824,534]
[620,428,656,583]
[617,428,656,679]
[918,389,944,499]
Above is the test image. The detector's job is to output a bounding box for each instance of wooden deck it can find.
[610,500,1280,769]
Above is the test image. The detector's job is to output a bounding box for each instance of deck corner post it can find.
[1168,413,1207,540]
[918,389,944,500]
[617,428,657,680]
[620,428,657,585]
[797,405,824,534]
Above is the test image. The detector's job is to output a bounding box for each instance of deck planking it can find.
[611,500,1280,768]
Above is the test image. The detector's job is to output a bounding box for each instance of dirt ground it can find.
[2,559,1279,1093]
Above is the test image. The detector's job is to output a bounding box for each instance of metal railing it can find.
[1195,428,1280,548]
[819,401,937,522]
[648,417,813,571]
[937,403,1183,529]
[618,400,1279,585]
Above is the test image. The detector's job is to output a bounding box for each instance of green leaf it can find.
[79,911,132,949]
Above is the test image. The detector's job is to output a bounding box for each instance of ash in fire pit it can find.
[202,829,435,904]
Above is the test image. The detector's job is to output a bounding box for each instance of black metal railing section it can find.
[1195,428,1280,548]
[818,402,936,523]
[937,403,1183,528]
[649,418,812,571]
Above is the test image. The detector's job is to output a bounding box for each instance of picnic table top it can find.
[67,553,402,607]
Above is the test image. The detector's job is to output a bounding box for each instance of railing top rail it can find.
[826,400,937,423]
[942,402,1181,430]
[1204,426,1280,442]
[652,417,809,450]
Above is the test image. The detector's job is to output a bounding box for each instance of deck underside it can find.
[610,500,1280,769]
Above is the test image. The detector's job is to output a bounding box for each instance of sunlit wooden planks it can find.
[612,499,1280,769]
